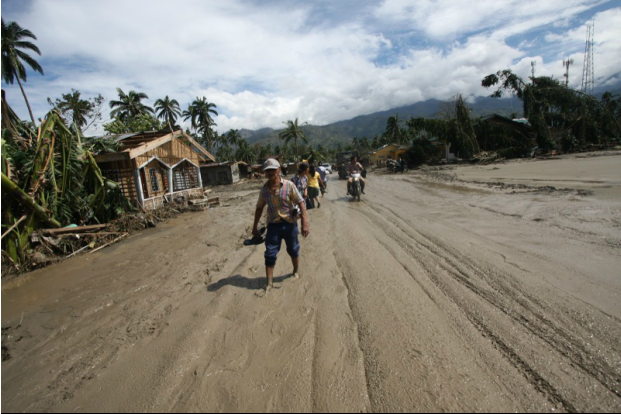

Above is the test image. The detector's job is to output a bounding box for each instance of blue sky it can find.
[2,0,620,134]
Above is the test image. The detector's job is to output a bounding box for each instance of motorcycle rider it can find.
[346,156,366,195]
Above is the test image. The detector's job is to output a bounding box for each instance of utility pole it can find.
[531,61,537,79]
[563,58,574,88]
[581,20,595,94]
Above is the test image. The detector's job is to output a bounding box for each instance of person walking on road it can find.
[317,163,328,197]
[306,164,325,209]
[253,159,310,294]
[292,163,309,201]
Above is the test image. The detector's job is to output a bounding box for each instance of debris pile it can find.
[2,191,219,278]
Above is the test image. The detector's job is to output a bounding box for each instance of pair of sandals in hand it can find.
[243,227,267,246]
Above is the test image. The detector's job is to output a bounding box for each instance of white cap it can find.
[262,158,281,171]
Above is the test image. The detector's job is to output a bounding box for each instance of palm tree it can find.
[279,118,308,163]
[184,97,218,135]
[306,146,325,164]
[226,129,242,148]
[385,114,405,144]
[216,145,234,162]
[109,88,154,123]
[235,139,256,164]
[1,19,44,126]
[154,95,181,131]
[50,89,95,144]
[256,143,271,162]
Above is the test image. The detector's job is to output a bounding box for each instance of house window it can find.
[173,164,199,190]
[149,168,160,192]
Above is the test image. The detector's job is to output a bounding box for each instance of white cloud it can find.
[1,0,619,136]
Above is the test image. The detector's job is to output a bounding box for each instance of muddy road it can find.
[2,154,621,412]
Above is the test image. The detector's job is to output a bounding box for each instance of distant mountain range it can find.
[241,81,621,148]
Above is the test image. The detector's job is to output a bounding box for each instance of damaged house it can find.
[94,130,216,210]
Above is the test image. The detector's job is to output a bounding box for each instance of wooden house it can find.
[200,161,246,186]
[94,130,216,210]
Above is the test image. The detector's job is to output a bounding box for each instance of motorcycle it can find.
[390,161,407,174]
[349,173,362,202]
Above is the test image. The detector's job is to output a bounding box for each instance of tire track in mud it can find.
[359,179,621,411]
[371,199,621,401]
[330,249,374,410]
[355,203,577,411]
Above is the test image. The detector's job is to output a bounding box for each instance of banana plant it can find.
[2,101,133,269]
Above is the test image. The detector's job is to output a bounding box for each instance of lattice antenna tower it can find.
[581,20,595,94]
[563,58,574,88]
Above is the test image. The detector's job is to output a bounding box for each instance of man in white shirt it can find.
[317,164,328,196]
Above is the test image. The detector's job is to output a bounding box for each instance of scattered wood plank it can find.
[57,232,125,238]
[189,196,220,207]
[89,233,129,254]
[65,243,92,259]
[41,224,109,236]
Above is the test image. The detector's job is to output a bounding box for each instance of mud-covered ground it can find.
[2,152,621,412]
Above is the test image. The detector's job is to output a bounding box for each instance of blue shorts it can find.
[264,222,300,267]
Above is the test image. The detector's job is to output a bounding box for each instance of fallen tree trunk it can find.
[1,172,61,229]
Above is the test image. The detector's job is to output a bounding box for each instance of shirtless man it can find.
[346,156,366,195]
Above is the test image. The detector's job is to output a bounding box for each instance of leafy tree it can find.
[279,118,308,163]
[103,113,163,134]
[404,139,437,167]
[1,19,44,126]
[47,89,104,136]
[109,88,154,124]
[154,95,181,131]
[481,69,621,151]
[407,95,479,159]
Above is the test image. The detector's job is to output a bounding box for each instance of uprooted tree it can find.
[482,69,621,152]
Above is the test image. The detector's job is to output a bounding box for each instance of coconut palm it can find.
[109,88,154,124]
[154,95,181,131]
[306,146,325,164]
[226,129,242,148]
[1,19,44,126]
[216,145,234,162]
[235,139,256,164]
[50,89,96,137]
[385,114,405,144]
[183,97,218,135]
[279,118,308,163]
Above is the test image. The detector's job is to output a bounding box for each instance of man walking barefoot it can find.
[253,159,310,294]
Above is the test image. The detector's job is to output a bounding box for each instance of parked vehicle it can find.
[387,159,407,174]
